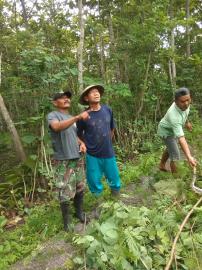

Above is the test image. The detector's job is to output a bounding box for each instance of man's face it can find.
[175,94,191,111]
[85,88,101,104]
[53,95,71,109]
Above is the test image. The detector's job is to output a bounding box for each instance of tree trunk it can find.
[169,0,176,91]
[108,12,115,49]
[97,2,106,82]
[168,60,173,96]
[19,0,29,27]
[0,95,26,162]
[186,0,191,57]
[136,52,151,119]
[108,12,120,82]
[124,60,129,83]
[99,35,106,82]
[0,54,26,162]
[77,0,85,94]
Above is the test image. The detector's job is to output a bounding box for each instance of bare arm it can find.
[50,111,90,132]
[178,136,196,167]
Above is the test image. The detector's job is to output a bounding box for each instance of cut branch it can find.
[165,196,202,270]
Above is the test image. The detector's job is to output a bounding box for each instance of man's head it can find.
[175,87,191,111]
[52,90,72,109]
[79,85,104,105]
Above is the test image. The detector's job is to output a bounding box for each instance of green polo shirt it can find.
[157,102,190,138]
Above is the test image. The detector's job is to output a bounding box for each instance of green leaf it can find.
[100,219,117,236]
[0,216,7,230]
[87,239,100,255]
[100,252,108,262]
[28,116,42,123]
[121,258,134,270]
[37,188,46,193]
[104,229,118,242]
[21,135,37,144]
[69,68,78,75]
[140,255,153,270]
[73,256,84,265]
[29,155,37,160]
[116,210,129,219]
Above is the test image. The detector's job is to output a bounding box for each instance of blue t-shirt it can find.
[77,105,115,158]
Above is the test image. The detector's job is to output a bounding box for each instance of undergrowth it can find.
[73,197,202,270]
[0,125,202,270]
[0,202,62,269]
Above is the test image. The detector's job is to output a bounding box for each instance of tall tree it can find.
[0,54,26,162]
[168,0,176,91]
[136,52,151,119]
[77,0,85,93]
[97,2,106,82]
[19,0,29,27]
[186,0,191,57]
[108,10,121,82]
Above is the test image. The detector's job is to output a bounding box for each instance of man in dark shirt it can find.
[77,85,121,197]
[47,90,90,231]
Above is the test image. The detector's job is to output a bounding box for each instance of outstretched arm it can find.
[178,136,196,167]
[50,111,90,132]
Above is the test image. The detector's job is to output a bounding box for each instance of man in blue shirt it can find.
[77,85,121,196]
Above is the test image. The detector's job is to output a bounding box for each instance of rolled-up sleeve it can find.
[47,112,58,126]
[171,122,184,138]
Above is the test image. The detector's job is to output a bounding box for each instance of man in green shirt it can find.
[157,87,197,173]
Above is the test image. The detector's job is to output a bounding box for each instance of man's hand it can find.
[77,110,91,121]
[188,156,197,168]
[185,122,192,131]
[79,142,86,153]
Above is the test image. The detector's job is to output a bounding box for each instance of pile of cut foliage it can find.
[73,181,202,270]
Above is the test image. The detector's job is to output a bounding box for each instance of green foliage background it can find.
[0,0,202,269]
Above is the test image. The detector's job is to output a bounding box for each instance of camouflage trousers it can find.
[52,158,85,203]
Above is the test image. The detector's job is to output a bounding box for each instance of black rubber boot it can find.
[60,202,70,232]
[73,192,86,223]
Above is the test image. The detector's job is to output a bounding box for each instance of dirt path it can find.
[9,237,75,270]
